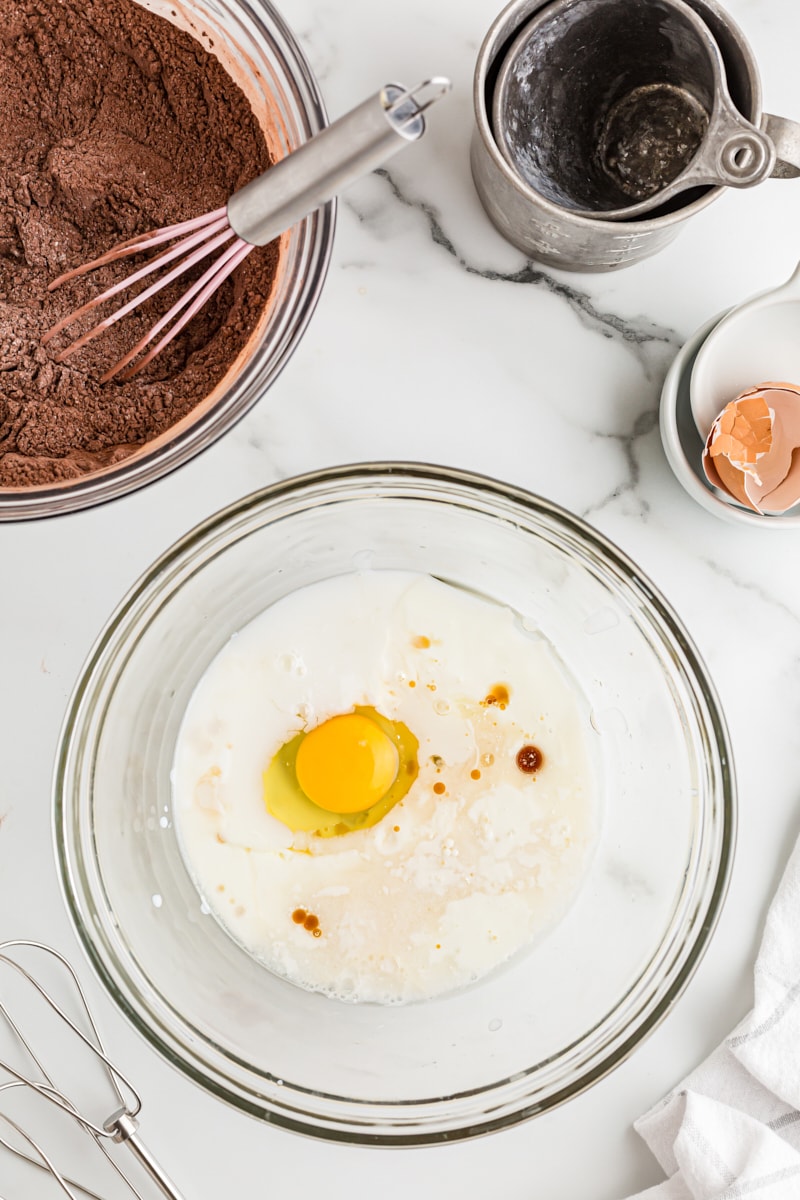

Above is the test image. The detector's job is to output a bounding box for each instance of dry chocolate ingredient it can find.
[0,0,280,488]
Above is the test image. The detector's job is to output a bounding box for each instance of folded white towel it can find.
[624,834,800,1200]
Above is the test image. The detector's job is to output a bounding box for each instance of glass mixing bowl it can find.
[54,465,734,1144]
[0,0,334,521]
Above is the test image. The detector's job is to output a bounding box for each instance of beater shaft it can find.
[106,1109,187,1200]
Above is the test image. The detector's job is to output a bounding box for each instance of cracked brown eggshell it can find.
[702,382,800,514]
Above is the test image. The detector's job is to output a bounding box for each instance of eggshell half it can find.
[702,382,800,514]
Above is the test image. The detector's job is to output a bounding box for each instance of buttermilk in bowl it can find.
[172,571,599,1004]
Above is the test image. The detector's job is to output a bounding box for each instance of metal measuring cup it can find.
[492,0,775,220]
[471,0,800,269]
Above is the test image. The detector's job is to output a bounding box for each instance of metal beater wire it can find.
[0,941,139,1132]
[0,1080,148,1199]
[0,1081,108,1199]
[0,941,172,1199]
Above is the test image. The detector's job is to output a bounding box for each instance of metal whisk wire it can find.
[42,208,250,385]
[0,1081,113,1200]
[0,941,184,1199]
[43,77,450,383]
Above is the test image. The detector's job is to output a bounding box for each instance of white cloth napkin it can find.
[624,834,800,1200]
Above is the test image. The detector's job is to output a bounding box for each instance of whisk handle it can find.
[106,1109,187,1200]
[227,78,450,246]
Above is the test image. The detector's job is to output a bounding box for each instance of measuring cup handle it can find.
[662,94,775,196]
[678,93,776,191]
[762,113,800,179]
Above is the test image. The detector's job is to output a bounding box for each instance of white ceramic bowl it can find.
[660,312,800,528]
[690,263,800,438]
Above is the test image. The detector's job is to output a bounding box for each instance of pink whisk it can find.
[43,78,449,383]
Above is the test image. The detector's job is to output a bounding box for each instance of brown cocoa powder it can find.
[0,0,280,488]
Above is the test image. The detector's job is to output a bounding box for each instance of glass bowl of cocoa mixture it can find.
[0,0,334,520]
[55,464,735,1144]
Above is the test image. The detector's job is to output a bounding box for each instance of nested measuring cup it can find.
[472,0,800,269]
[492,0,776,219]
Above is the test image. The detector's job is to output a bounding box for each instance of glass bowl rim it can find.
[53,461,736,1145]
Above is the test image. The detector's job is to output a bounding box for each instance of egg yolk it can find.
[263,706,419,838]
[295,713,399,813]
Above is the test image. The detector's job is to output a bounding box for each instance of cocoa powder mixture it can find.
[0,0,280,488]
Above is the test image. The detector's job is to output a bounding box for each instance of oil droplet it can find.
[516,745,544,774]
[294,908,321,935]
[412,635,431,649]
[408,680,416,688]
[483,683,510,709]
[433,782,446,795]
[470,769,481,780]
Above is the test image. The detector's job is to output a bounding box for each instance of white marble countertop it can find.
[2,0,800,1195]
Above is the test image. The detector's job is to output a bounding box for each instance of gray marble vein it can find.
[699,558,800,632]
[369,168,683,379]
[342,168,687,519]
[582,408,661,520]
